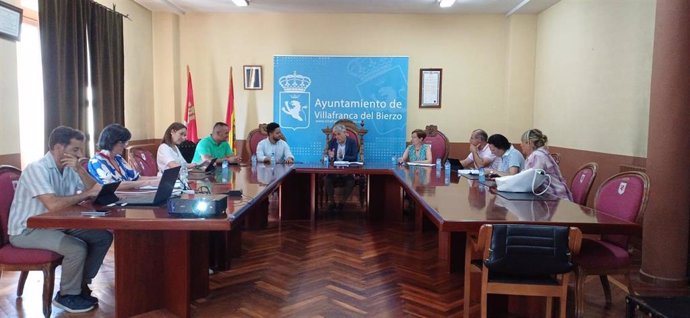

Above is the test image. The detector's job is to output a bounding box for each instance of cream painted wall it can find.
[152,12,181,139]
[164,13,535,142]
[534,0,655,157]
[0,0,21,155]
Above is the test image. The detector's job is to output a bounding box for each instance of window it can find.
[17,0,43,168]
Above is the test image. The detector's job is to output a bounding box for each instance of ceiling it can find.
[133,0,561,15]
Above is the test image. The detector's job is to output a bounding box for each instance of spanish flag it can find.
[226,67,236,152]
[184,66,199,143]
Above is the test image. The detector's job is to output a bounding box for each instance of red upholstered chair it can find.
[128,148,158,176]
[320,119,368,208]
[570,162,598,206]
[246,123,269,159]
[0,165,63,318]
[573,171,650,318]
[423,125,449,164]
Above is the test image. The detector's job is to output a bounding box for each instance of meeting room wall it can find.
[154,13,538,146]
[0,0,155,167]
[533,0,655,158]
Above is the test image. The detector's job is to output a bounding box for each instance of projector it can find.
[168,195,227,218]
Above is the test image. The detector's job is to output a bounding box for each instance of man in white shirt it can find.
[460,129,496,169]
[256,122,295,164]
[8,126,112,313]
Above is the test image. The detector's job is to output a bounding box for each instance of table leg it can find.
[114,230,208,318]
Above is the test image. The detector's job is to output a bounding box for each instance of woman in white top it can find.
[157,122,198,182]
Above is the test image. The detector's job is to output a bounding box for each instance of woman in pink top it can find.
[520,129,573,201]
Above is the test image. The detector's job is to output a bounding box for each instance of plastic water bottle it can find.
[323,154,329,166]
[444,160,451,175]
[435,158,441,170]
[270,153,276,166]
[221,160,229,183]
[391,155,397,165]
[250,154,257,166]
[478,167,486,183]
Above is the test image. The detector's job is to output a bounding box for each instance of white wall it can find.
[0,0,21,156]
[534,0,656,157]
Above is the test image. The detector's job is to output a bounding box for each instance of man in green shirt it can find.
[192,122,242,164]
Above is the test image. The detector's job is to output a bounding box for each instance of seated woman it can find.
[486,134,524,177]
[399,129,432,164]
[157,122,199,184]
[520,129,573,200]
[88,124,159,189]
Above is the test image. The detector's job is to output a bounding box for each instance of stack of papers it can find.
[459,169,480,175]
[406,162,435,167]
[333,161,364,166]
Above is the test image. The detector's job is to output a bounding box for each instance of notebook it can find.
[93,181,121,206]
[115,166,181,206]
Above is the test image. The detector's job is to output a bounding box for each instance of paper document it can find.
[459,169,480,175]
[333,161,364,166]
[406,162,435,167]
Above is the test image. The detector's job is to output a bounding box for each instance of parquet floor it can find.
[1,204,687,317]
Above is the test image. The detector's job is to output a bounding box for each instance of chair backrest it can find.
[0,165,21,246]
[593,171,650,249]
[423,125,449,164]
[550,153,561,165]
[128,148,158,177]
[322,119,367,162]
[570,162,598,206]
[178,140,197,163]
[245,123,269,158]
[483,224,578,276]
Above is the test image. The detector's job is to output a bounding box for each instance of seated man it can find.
[192,122,241,164]
[459,129,496,169]
[325,124,359,211]
[8,126,113,313]
[256,122,295,164]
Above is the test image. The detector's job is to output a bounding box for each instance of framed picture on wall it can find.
[419,68,442,108]
[243,65,262,90]
[0,0,23,42]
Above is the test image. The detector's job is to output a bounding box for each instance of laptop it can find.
[94,181,122,205]
[194,158,217,174]
[116,166,181,206]
[447,158,463,170]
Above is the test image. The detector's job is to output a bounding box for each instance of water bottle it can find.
[444,160,451,175]
[435,158,441,170]
[270,153,276,166]
[323,154,329,166]
[222,159,229,170]
[391,154,398,165]
[478,167,486,183]
[250,154,257,166]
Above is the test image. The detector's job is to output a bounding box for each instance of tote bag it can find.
[495,168,551,195]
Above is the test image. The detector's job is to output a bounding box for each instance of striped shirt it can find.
[8,152,85,235]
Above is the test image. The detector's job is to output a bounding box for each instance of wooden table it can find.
[27,164,292,318]
[28,163,641,317]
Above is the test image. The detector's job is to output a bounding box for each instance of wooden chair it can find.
[320,119,368,208]
[0,165,63,318]
[550,153,561,165]
[475,224,582,318]
[128,148,158,176]
[245,123,287,159]
[423,125,449,164]
[570,162,598,206]
[573,171,650,318]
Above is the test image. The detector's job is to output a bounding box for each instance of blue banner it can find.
[274,56,408,163]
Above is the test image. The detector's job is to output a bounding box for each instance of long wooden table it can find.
[27,164,292,318]
[28,163,640,317]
